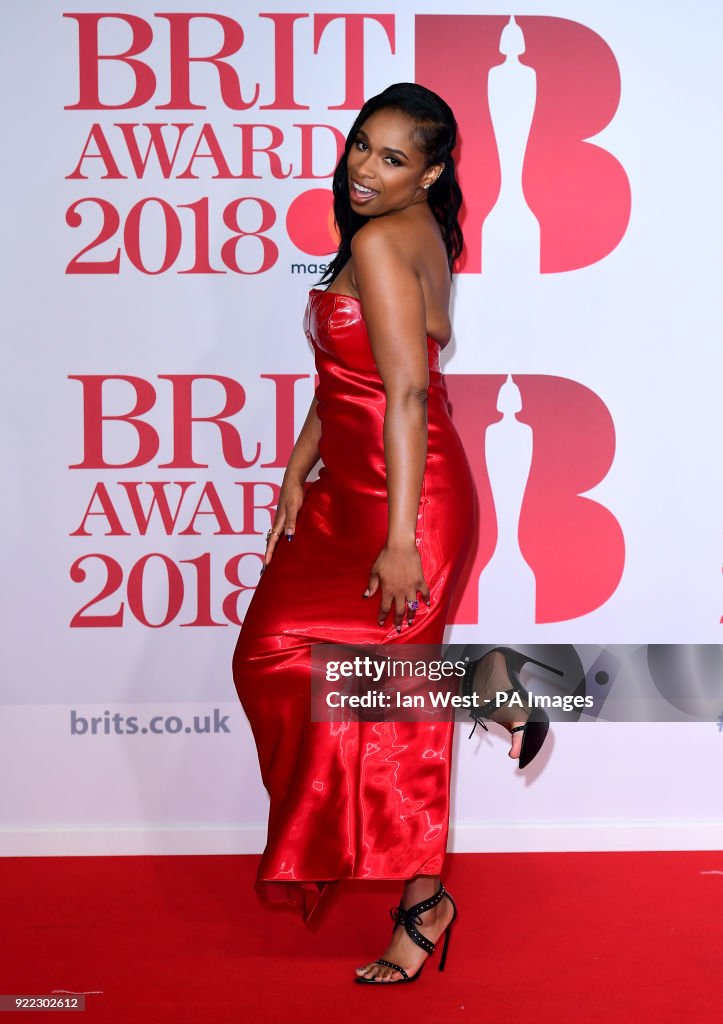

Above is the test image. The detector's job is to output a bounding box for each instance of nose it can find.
[355,154,377,181]
[354,147,376,177]
[356,155,372,174]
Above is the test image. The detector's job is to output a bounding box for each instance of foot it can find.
[469,650,528,761]
[354,882,455,983]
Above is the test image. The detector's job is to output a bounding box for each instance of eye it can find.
[385,156,401,166]
[354,139,368,151]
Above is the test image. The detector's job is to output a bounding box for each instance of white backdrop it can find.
[1,0,721,856]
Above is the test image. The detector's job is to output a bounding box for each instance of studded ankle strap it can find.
[389,883,448,955]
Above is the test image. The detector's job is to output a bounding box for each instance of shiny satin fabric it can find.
[233,287,477,921]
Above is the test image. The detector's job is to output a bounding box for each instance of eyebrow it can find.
[356,128,408,160]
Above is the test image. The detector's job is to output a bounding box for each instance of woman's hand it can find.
[262,473,305,573]
[364,542,431,631]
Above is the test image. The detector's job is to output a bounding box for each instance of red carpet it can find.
[1,851,719,1022]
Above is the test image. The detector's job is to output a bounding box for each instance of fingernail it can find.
[426,600,431,606]
[259,566,265,576]
[286,532,293,541]
[363,590,369,598]
[396,626,401,633]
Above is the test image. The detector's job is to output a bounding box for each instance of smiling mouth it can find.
[350,179,378,198]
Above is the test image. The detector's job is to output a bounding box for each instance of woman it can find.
[233,82,528,985]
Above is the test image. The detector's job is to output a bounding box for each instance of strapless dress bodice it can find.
[304,287,443,376]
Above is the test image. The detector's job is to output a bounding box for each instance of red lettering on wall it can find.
[155,13,257,111]
[514,374,624,621]
[415,14,630,273]
[68,375,159,468]
[516,16,631,272]
[445,374,624,623]
[314,14,396,109]
[64,13,157,110]
[157,374,258,469]
[258,13,311,111]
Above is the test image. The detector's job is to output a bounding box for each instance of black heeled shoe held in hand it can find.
[462,646,564,769]
[354,883,457,984]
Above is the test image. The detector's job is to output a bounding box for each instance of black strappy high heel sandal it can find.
[354,883,457,985]
[462,646,564,769]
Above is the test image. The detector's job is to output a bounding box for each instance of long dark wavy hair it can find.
[318,82,464,287]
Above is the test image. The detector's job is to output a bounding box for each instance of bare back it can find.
[326,205,452,348]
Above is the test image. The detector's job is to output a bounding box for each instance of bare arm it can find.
[263,394,321,570]
[284,395,322,483]
[351,223,431,627]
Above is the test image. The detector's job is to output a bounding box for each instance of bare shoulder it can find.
[350,216,407,258]
[350,217,417,288]
[349,211,450,345]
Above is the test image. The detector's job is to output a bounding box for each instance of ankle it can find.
[402,874,441,908]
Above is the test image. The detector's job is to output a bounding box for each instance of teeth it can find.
[353,181,376,194]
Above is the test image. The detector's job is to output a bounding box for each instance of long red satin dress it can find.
[232,285,477,921]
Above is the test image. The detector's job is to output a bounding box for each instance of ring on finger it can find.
[266,529,280,541]
[406,599,419,611]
